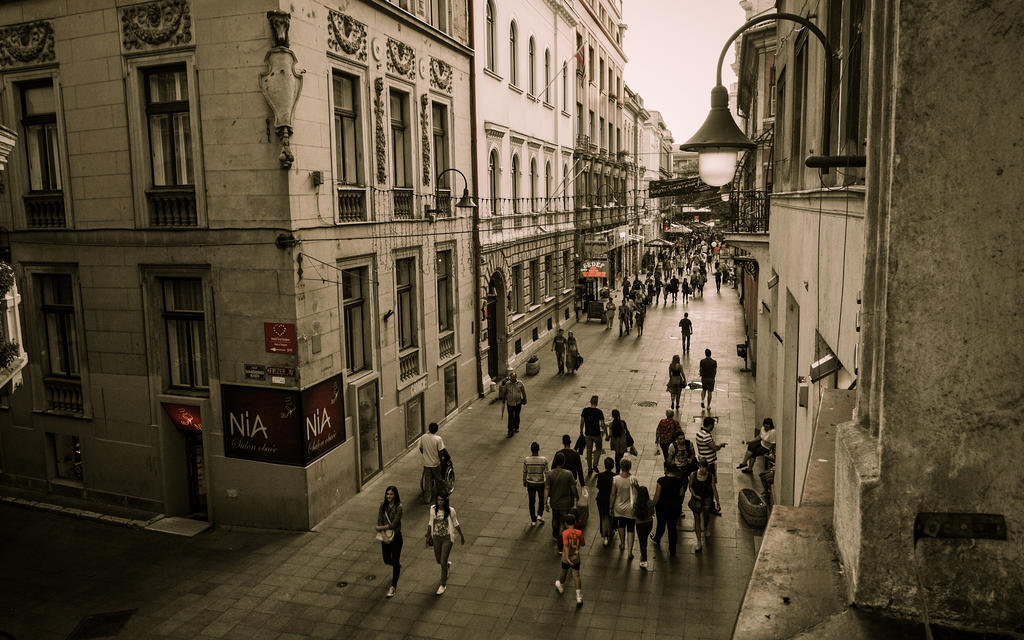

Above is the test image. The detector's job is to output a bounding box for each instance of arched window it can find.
[562,163,569,210]
[485,2,496,71]
[544,49,551,103]
[529,158,537,206]
[562,62,567,109]
[511,154,520,212]
[488,149,499,215]
[509,22,518,86]
[544,161,552,209]
[528,37,536,95]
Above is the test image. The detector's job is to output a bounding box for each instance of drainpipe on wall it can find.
[467,0,483,398]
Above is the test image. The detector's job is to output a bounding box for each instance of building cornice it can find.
[543,0,578,27]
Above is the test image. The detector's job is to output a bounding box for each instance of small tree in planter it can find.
[525,354,540,376]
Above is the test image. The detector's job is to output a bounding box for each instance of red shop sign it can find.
[264,322,297,354]
[162,403,202,433]
[222,384,304,466]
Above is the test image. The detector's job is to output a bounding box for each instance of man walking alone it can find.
[552,329,567,374]
[679,313,693,352]
[580,396,607,475]
[501,370,527,437]
[699,349,717,411]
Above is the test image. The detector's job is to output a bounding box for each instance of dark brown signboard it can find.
[648,176,718,199]
[264,322,297,354]
[221,376,345,466]
[301,376,344,461]
[222,385,304,465]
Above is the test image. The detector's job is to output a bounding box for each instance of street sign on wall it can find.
[264,322,297,354]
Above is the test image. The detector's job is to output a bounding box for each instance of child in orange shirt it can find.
[554,512,585,605]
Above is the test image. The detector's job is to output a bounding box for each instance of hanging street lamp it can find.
[681,12,834,187]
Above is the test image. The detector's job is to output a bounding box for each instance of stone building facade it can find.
[0,0,476,530]
[572,0,631,297]
[474,0,578,382]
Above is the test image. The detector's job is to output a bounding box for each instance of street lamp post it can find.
[681,13,838,187]
[426,167,478,216]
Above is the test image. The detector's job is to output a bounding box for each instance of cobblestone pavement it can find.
[0,283,763,640]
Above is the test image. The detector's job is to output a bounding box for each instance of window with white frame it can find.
[333,71,363,186]
[436,249,454,333]
[19,80,61,193]
[511,265,522,313]
[396,257,418,350]
[485,2,496,71]
[528,37,536,96]
[390,89,411,189]
[432,102,450,198]
[343,266,373,373]
[38,274,80,379]
[488,149,500,215]
[544,49,551,103]
[509,22,519,86]
[429,0,448,34]
[511,154,520,212]
[161,277,208,391]
[145,66,194,189]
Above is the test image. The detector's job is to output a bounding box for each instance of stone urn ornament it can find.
[260,10,304,169]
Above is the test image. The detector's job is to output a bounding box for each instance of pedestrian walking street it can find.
[0,285,763,640]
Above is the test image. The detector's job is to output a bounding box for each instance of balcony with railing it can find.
[24,191,65,228]
[337,186,368,222]
[44,376,83,414]
[723,190,770,234]
[399,349,420,381]
[147,186,197,227]
[439,331,455,359]
[392,188,414,219]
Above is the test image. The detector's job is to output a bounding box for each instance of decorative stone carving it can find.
[420,94,431,187]
[326,10,366,62]
[119,0,192,51]
[267,10,290,47]
[386,38,415,80]
[374,78,386,184]
[0,20,55,69]
[429,57,453,94]
[258,12,304,169]
[371,37,383,62]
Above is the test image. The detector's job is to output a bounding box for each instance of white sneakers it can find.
[640,561,648,570]
[386,586,396,598]
[537,516,544,525]
[436,585,446,595]
[576,590,583,605]
[554,580,564,594]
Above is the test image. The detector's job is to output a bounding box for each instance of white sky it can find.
[622,0,746,143]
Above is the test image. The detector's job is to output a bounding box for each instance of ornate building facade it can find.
[572,0,631,297]
[0,0,476,530]
[474,0,579,383]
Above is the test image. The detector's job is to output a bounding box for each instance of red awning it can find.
[162,403,202,433]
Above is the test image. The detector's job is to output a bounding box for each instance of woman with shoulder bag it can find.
[608,409,629,473]
[375,485,403,598]
[666,355,686,411]
[688,459,719,553]
[565,332,579,374]
[426,493,465,596]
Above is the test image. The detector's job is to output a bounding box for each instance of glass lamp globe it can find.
[698,149,739,187]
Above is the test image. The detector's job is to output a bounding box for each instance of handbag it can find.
[375,510,395,543]
[576,353,584,368]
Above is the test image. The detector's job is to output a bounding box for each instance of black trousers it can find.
[381,531,403,587]
[653,508,680,554]
[507,404,522,434]
[527,484,544,521]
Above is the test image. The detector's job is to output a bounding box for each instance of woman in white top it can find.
[608,457,638,559]
[426,493,465,595]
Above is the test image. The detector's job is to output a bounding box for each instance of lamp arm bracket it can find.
[716,12,834,86]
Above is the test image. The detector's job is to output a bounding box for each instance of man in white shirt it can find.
[420,422,447,504]
[738,418,776,473]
